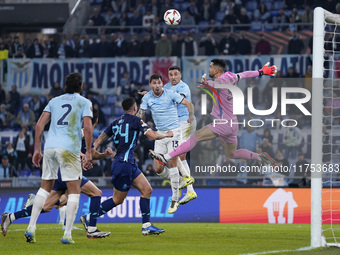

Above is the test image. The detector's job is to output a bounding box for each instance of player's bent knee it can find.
[114,198,124,205]
[112,196,125,205]
[168,157,178,168]
[94,188,102,197]
[154,166,164,174]
[142,186,152,198]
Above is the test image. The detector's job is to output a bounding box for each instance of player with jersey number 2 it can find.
[1,109,112,239]
[28,72,93,244]
[150,59,278,171]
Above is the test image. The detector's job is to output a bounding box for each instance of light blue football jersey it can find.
[140,89,183,131]
[44,93,93,155]
[164,80,191,122]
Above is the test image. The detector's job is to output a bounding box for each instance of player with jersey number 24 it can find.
[88,97,173,235]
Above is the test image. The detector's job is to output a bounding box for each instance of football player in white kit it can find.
[137,74,194,213]
[163,66,197,205]
[28,72,93,244]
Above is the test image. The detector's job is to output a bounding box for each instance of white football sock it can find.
[182,160,194,193]
[164,153,171,161]
[157,166,170,180]
[88,226,97,232]
[176,158,189,177]
[10,213,16,222]
[28,188,49,231]
[64,194,80,236]
[59,206,66,225]
[142,222,151,228]
[169,167,179,201]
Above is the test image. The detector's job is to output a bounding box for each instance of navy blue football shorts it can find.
[52,171,89,193]
[110,159,142,192]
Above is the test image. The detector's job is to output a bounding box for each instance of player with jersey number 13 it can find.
[150,60,279,175]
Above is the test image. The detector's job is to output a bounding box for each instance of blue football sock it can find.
[97,198,116,217]
[14,205,33,219]
[14,205,46,219]
[89,196,101,227]
[140,197,150,224]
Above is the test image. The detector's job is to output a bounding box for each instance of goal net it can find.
[311,7,340,248]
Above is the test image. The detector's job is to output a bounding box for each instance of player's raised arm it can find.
[136,108,146,120]
[237,62,277,81]
[137,91,149,120]
[180,98,195,123]
[138,91,148,96]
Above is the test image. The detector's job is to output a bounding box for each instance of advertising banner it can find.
[6,57,178,95]
[2,188,338,224]
[0,188,219,224]
[220,188,312,224]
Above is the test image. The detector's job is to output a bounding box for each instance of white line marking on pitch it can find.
[9,227,62,232]
[240,246,313,255]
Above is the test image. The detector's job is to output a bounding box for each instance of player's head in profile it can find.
[209,59,226,78]
[64,72,83,94]
[168,66,182,86]
[149,73,163,96]
[122,97,137,114]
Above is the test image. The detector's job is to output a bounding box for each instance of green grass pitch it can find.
[0,223,339,255]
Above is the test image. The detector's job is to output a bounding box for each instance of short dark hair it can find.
[149,73,162,83]
[168,66,181,72]
[91,108,98,125]
[122,97,136,111]
[64,73,82,94]
[211,59,226,72]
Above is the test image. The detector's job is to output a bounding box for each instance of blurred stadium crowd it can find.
[1,0,339,58]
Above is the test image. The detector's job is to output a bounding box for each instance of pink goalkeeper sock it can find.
[169,134,198,158]
[232,149,259,160]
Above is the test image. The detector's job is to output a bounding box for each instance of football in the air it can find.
[163,9,181,26]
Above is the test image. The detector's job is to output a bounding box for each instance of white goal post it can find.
[311,7,340,248]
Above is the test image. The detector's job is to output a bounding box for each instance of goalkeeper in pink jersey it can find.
[150,58,278,166]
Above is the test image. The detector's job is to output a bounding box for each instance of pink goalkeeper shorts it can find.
[207,120,238,144]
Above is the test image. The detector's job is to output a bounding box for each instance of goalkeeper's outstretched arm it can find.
[199,62,277,87]
[237,62,277,81]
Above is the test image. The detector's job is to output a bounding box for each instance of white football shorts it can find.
[179,119,197,142]
[154,128,183,154]
[42,148,82,181]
